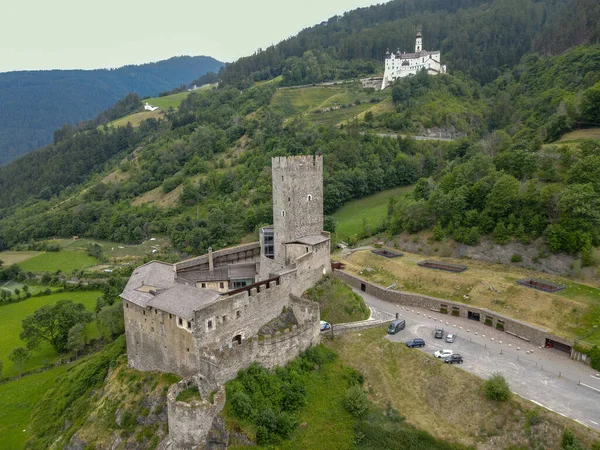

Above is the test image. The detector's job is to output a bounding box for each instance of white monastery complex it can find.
[380,26,446,89]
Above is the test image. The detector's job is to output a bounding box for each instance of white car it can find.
[434,349,453,359]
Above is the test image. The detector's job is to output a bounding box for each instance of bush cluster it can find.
[482,373,511,401]
[226,345,336,444]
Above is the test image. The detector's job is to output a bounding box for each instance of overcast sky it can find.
[0,0,384,72]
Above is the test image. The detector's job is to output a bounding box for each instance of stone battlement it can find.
[272,155,322,171]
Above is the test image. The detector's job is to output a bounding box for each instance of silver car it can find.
[445,333,456,343]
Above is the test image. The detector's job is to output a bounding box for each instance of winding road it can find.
[353,287,600,431]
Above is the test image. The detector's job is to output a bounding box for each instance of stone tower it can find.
[415,25,423,53]
[271,155,324,263]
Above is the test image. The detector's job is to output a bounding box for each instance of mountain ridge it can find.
[0,55,223,165]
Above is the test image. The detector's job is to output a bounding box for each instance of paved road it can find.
[353,288,600,431]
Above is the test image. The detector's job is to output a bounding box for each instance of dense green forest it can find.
[0,56,223,165]
[0,0,599,262]
[219,0,600,87]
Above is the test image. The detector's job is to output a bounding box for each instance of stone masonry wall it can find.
[272,155,324,262]
[167,375,225,450]
[192,279,289,348]
[198,321,320,385]
[124,300,200,376]
[334,270,573,348]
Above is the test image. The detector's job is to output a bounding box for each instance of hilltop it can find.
[0,55,223,165]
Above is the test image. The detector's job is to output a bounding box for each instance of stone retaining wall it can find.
[334,270,573,349]
[330,319,392,336]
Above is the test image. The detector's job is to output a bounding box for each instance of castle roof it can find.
[287,234,330,246]
[120,261,176,307]
[175,242,260,271]
[147,284,221,320]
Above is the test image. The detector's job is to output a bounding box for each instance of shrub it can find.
[231,390,253,418]
[343,385,369,417]
[482,373,511,401]
[484,318,493,326]
[451,309,460,317]
[511,253,522,263]
[496,322,505,331]
[440,307,448,314]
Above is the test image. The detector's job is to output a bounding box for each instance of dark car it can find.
[406,338,425,348]
[444,354,463,364]
[434,328,444,339]
[387,319,406,335]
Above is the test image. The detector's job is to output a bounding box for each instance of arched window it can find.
[307,194,313,202]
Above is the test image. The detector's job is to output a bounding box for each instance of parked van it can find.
[387,319,406,334]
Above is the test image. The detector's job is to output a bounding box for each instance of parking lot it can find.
[354,288,600,431]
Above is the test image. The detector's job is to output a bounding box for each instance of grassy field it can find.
[18,251,98,273]
[143,84,215,110]
[55,236,172,261]
[309,102,374,127]
[331,185,414,241]
[304,276,370,323]
[109,109,164,128]
[0,251,43,265]
[270,84,388,120]
[337,249,600,345]
[0,290,101,378]
[559,127,600,141]
[328,328,600,449]
[0,281,55,296]
[0,365,69,449]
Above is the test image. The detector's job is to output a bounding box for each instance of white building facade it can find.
[381,27,446,90]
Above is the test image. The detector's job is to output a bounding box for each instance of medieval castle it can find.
[120,155,330,449]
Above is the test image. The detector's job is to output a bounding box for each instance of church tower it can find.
[415,25,423,53]
[270,155,324,264]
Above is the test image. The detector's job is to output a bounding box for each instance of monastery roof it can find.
[147,284,221,320]
[287,234,330,246]
[120,261,176,307]
[389,50,439,60]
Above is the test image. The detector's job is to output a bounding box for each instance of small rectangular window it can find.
[187,321,192,329]
[125,303,129,308]
[236,311,241,319]
[208,320,213,329]
[154,309,157,315]
[219,282,224,289]
[178,318,183,326]
[222,315,227,323]
[169,313,172,319]
[201,283,206,288]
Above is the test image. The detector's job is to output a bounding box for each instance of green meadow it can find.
[331,185,414,241]
[0,365,69,449]
[18,252,98,273]
[0,291,101,378]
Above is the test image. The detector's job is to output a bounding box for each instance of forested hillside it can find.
[0,55,223,165]
[0,0,598,265]
[220,0,599,87]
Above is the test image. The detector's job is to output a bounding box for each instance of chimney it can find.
[208,247,214,272]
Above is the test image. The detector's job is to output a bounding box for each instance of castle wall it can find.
[272,155,324,262]
[192,280,289,348]
[198,319,320,385]
[287,239,331,297]
[123,300,200,376]
[167,375,226,450]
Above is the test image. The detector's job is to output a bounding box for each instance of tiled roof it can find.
[147,284,221,320]
[120,261,175,307]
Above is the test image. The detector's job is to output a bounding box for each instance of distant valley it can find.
[0,55,223,165]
